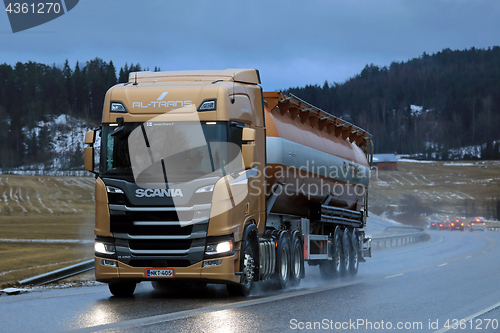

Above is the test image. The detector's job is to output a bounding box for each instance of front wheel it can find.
[108,282,136,297]
[227,239,255,297]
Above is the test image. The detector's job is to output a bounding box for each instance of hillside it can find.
[0,175,95,286]
[370,160,500,226]
[287,47,500,158]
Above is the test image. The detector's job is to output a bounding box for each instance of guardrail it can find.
[19,259,94,286]
[371,227,427,250]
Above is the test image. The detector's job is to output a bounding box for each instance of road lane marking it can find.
[438,263,448,267]
[66,234,498,332]
[465,256,472,259]
[385,273,404,278]
[433,300,500,333]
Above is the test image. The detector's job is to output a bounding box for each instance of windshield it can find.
[100,121,243,182]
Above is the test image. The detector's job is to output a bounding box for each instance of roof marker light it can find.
[111,102,127,113]
[198,99,217,111]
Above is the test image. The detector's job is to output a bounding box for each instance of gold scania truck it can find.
[84,69,372,297]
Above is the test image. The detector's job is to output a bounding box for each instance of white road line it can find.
[68,273,404,333]
[67,239,495,333]
[438,263,448,267]
[433,300,500,333]
[465,256,472,259]
[385,273,404,279]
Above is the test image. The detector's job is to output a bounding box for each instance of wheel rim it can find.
[293,243,301,278]
[280,248,288,281]
[242,253,254,287]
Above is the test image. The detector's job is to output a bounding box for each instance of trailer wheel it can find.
[342,230,351,276]
[290,231,304,287]
[227,239,255,297]
[273,231,291,290]
[108,282,136,297]
[319,228,342,279]
[349,230,359,276]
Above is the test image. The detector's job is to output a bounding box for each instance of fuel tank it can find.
[263,92,371,216]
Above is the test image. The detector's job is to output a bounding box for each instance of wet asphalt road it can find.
[1,229,500,333]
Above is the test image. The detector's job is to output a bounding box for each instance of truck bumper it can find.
[95,253,240,284]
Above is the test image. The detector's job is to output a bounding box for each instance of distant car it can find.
[438,221,450,230]
[449,219,465,231]
[430,222,438,230]
[470,218,486,232]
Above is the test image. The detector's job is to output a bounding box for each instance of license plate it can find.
[146,268,174,278]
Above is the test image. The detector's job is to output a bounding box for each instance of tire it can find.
[319,228,342,280]
[108,282,136,297]
[290,231,304,287]
[349,230,359,276]
[227,239,255,297]
[273,231,291,290]
[341,229,351,277]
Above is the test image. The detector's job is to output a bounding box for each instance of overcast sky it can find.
[1,0,500,91]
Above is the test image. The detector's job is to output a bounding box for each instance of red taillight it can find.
[439,224,443,227]
[461,223,464,226]
[451,223,455,227]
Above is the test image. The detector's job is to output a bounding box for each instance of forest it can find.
[0,59,149,169]
[287,47,500,158]
[0,47,499,169]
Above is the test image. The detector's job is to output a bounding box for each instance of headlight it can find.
[205,239,233,256]
[195,185,214,193]
[95,241,116,255]
[106,186,124,194]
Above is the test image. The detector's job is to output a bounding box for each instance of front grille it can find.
[129,224,193,236]
[128,259,191,267]
[109,204,210,266]
[110,210,195,234]
[129,239,192,251]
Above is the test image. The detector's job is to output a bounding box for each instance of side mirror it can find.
[85,130,96,145]
[242,127,255,141]
[84,130,97,174]
[84,147,95,172]
[242,128,256,169]
[242,145,255,169]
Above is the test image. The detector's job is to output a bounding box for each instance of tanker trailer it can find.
[84,69,372,297]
